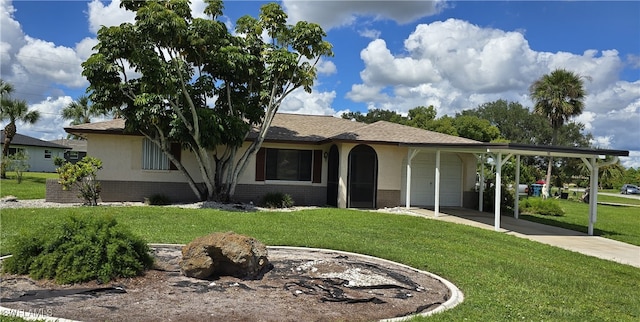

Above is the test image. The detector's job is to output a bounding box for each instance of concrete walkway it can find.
[405,207,640,268]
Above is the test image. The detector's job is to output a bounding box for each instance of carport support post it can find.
[435,150,441,217]
[405,149,419,209]
[580,156,598,236]
[494,152,502,231]
[588,157,598,236]
[514,155,521,219]
[479,154,485,212]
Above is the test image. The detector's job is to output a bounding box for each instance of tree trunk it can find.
[1,122,16,179]
[545,127,559,195]
[545,156,553,195]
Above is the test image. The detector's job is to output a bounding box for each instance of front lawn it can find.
[1,207,639,321]
[520,197,640,246]
[0,172,57,199]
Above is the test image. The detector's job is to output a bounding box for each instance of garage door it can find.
[402,152,462,207]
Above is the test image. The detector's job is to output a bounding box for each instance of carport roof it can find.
[400,142,629,158]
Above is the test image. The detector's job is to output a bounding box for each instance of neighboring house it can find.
[50,139,87,164]
[54,113,629,215]
[1,130,69,173]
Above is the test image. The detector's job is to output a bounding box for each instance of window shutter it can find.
[255,148,266,181]
[312,150,322,183]
[169,143,181,170]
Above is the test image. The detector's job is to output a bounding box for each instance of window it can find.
[69,151,79,160]
[142,139,181,170]
[8,147,24,156]
[266,149,312,181]
[255,148,322,182]
[44,150,52,159]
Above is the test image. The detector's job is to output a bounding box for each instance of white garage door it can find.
[402,152,462,207]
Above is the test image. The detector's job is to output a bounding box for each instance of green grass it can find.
[598,194,640,206]
[0,172,57,199]
[520,197,640,246]
[1,207,639,321]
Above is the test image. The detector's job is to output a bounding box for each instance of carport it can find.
[403,143,629,235]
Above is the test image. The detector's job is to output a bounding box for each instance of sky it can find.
[1,0,639,168]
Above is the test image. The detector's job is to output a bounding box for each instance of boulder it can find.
[179,232,270,280]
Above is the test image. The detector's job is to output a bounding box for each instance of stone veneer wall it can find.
[46,179,84,203]
[47,179,202,204]
[376,189,401,209]
[46,179,329,206]
[233,184,327,206]
[48,181,447,210]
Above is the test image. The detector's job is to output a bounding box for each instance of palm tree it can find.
[0,80,14,98]
[62,95,100,126]
[529,69,587,190]
[1,97,41,178]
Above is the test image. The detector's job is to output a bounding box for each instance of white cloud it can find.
[75,37,98,61]
[345,18,639,164]
[283,0,445,30]
[359,28,381,40]
[316,58,337,76]
[87,0,135,34]
[620,151,640,169]
[279,88,337,116]
[16,37,86,88]
[20,96,73,140]
[574,111,596,131]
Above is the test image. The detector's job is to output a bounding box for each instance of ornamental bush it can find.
[261,192,294,208]
[3,215,153,284]
[57,156,102,206]
[146,194,172,206]
[519,198,565,216]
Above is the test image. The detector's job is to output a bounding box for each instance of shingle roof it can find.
[50,139,87,152]
[65,119,126,135]
[0,131,70,149]
[329,120,481,145]
[65,113,481,145]
[251,114,368,142]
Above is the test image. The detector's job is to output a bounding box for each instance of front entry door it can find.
[326,145,339,207]
[348,145,377,208]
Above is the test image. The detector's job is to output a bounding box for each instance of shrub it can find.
[57,156,103,206]
[5,151,30,183]
[519,198,565,216]
[482,183,515,213]
[3,215,153,284]
[261,192,294,208]
[146,194,172,205]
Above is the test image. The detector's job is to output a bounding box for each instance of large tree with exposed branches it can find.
[82,0,332,201]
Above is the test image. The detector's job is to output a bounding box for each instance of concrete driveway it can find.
[405,207,640,268]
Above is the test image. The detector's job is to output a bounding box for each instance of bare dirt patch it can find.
[1,245,454,321]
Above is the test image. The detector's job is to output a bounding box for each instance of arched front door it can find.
[326,145,339,207]
[348,145,378,208]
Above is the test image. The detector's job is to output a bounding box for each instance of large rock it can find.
[179,232,270,280]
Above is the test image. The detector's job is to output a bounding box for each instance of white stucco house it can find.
[1,130,69,173]
[51,112,629,236]
[52,114,483,209]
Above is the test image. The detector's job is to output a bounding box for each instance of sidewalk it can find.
[406,207,640,268]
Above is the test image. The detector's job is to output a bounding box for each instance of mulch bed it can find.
[1,245,453,321]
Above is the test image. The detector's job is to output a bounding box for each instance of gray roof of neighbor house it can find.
[0,131,70,149]
[50,139,87,152]
[64,113,629,157]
